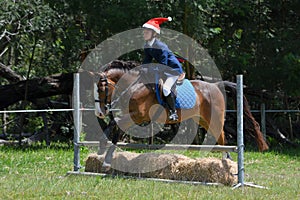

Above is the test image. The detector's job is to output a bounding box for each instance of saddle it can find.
[156,76,196,109]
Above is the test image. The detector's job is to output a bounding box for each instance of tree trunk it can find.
[0,62,23,83]
[0,73,73,109]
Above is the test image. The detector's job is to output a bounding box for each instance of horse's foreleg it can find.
[103,143,116,170]
[98,134,108,155]
[98,118,115,155]
[102,120,121,170]
[102,114,132,171]
[97,118,109,155]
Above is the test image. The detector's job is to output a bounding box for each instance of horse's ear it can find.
[85,71,101,82]
[87,71,95,77]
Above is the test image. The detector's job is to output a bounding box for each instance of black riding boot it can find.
[165,93,178,121]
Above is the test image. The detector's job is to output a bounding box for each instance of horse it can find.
[93,61,268,169]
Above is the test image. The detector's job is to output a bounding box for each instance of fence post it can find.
[73,73,81,171]
[237,75,244,186]
[260,103,266,140]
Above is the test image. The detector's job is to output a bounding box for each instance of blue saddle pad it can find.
[156,79,196,109]
[175,79,196,109]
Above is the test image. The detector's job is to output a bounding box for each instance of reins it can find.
[110,75,141,109]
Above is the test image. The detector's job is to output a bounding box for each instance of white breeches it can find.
[163,74,179,96]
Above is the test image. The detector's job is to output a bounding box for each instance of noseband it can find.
[95,73,115,113]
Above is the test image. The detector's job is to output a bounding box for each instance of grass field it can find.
[0,143,299,200]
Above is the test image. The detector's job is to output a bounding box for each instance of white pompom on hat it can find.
[142,17,172,34]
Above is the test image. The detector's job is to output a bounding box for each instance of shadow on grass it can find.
[244,141,300,158]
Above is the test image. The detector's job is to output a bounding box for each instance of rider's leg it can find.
[165,93,178,121]
[163,75,179,121]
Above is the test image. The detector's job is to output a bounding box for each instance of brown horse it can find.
[94,61,268,167]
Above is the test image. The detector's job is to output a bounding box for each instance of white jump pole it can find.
[73,73,81,171]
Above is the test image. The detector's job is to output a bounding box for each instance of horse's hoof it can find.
[102,161,111,172]
[98,148,106,155]
[222,152,233,161]
[227,154,233,161]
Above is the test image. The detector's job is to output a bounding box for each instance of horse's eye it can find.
[98,86,105,92]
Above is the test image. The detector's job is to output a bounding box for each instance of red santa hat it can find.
[142,17,172,34]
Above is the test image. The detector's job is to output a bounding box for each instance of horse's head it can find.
[93,60,139,118]
[94,72,116,118]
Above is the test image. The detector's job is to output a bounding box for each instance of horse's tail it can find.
[216,81,269,151]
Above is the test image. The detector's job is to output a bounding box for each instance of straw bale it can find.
[85,151,237,185]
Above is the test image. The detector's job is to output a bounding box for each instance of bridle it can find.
[95,73,115,113]
[95,71,141,115]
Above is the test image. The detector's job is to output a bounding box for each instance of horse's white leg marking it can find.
[94,83,104,118]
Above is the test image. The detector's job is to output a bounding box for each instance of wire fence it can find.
[1,108,299,114]
[0,74,277,188]
[1,105,299,142]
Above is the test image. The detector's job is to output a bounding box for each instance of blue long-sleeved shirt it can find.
[143,39,183,75]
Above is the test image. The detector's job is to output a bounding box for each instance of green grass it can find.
[0,143,299,200]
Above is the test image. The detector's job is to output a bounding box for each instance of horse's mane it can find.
[103,60,140,79]
[104,60,139,72]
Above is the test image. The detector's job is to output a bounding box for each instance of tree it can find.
[0,0,299,144]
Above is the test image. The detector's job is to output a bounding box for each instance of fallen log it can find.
[0,73,73,109]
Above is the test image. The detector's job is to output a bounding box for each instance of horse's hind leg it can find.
[196,116,225,145]
[210,114,232,160]
[213,125,233,160]
[196,112,232,159]
[208,118,232,159]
